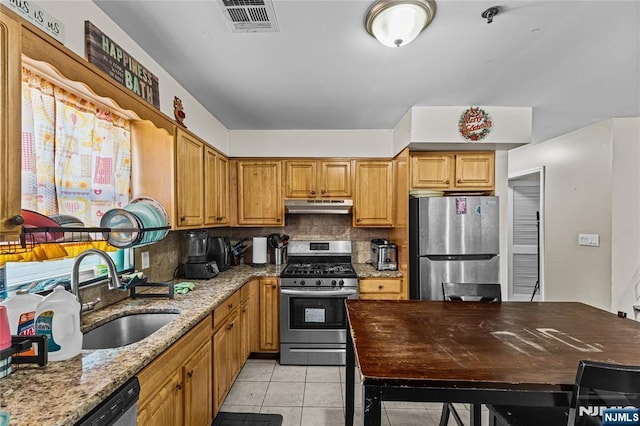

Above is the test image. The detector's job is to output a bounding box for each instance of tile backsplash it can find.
[134,215,391,281]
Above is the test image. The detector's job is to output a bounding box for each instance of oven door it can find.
[280,287,357,344]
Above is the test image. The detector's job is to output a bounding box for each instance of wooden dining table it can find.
[344,300,640,426]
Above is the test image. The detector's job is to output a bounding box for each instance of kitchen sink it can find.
[82,312,180,349]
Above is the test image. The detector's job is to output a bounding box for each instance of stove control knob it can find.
[331,280,337,286]
[338,279,344,287]
[315,280,322,286]
[300,280,306,286]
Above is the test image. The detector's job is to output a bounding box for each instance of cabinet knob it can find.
[457,179,462,184]
[276,218,281,223]
[180,216,185,222]
[11,214,24,225]
[216,216,223,221]
[228,303,233,309]
[378,285,384,290]
[445,180,450,184]
[228,322,234,330]
[187,370,193,378]
[176,383,182,391]
[321,189,326,194]
[356,218,361,222]
[271,284,276,289]
[310,190,316,195]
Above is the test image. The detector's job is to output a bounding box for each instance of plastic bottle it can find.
[0,291,44,356]
[34,285,82,361]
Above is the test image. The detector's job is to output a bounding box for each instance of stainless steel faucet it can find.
[71,248,124,313]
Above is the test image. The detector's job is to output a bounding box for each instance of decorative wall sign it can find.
[85,21,160,109]
[173,96,186,127]
[458,107,493,141]
[1,0,64,43]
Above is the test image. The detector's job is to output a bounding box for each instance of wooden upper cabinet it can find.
[284,160,352,198]
[353,160,394,227]
[176,129,205,228]
[234,160,283,226]
[410,154,454,189]
[204,147,229,226]
[0,13,23,238]
[411,151,495,191]
[455,153,495,189]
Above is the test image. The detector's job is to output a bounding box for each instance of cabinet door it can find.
[227,309,242,384]
[204,147,218,226]
[410,154,454,189]
[248,279,260,353]
[240,299,251,363]
[0,14,22,238]
[354,161,394,227]
[236,161,283,226]
[212,325,229,416]
[455,153,495,189]
[138,369,184,426]
[215,155,230,225]
[285,160,316,198]
[176,130,204,227]
[258,278,279,352]
[184,339,212,426]
[319,160,352,197]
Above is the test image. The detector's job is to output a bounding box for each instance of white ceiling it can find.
[93,0,640,143]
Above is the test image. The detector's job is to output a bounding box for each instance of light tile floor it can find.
[219,359,490,426]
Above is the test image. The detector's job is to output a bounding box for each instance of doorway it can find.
[508,167,545,301]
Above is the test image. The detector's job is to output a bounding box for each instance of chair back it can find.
[441,282,502,303]
[569,360,640,425]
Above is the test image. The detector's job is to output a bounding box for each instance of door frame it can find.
[507,166,545,301]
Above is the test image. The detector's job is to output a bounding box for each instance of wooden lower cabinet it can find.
[138,316,212,426]
[359,278,407,300]
[258,278,279,352]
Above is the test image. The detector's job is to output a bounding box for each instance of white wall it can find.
[611,118,640,318]
[509,120,622,311]
[227,129,393,158]
[31,1,229,152]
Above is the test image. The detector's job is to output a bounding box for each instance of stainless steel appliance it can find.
[207,236,231,271]
[77,376,140,425]
[279,240,358,366]
[369,239,398,271]
[184,231,219,279]
[409,196,500,300]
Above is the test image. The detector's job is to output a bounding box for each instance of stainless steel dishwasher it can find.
[76,376,140,426]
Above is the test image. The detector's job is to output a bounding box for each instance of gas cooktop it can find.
[280,263,356,279]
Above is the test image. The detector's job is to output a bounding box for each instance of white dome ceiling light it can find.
[365,0,436,48]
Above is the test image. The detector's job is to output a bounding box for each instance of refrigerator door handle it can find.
[424,254,498,261]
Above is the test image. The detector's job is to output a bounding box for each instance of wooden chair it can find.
[489,360,640,426]
[439,282,502,426]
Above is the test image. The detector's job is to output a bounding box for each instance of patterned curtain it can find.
[21,68,131,227]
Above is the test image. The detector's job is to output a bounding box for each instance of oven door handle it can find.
[280,288,358,297]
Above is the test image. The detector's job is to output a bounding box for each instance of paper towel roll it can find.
[252,237,267,266]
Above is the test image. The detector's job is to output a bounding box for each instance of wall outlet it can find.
[141,251,150,269]
[578,233,600,247]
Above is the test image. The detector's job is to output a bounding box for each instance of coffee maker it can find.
[184,231,219,279]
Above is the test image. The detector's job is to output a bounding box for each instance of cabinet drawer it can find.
[213,291,240,331]
[359,279,402,294]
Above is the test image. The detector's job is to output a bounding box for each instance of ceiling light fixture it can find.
[365,0,436,48]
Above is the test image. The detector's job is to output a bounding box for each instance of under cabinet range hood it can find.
[284,199,353,214]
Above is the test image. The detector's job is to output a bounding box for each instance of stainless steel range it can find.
[279,240,358,366]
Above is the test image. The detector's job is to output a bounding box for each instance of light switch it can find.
[578,233,599,247]
[141,251,150,269]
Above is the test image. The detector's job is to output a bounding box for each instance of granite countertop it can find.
[0,262,400,425]
[0,264,282,426]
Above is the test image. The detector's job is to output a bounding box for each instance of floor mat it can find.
[212,412,283,426]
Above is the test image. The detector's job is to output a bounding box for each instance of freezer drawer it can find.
[415,255,500,300]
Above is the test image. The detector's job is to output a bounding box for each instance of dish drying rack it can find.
[0,225,170,255]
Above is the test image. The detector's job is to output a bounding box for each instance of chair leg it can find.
[440,403,465,426]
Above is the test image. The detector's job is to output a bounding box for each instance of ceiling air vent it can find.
[218,0,280,33]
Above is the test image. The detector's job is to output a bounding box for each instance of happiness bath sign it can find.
[85,21,160,109]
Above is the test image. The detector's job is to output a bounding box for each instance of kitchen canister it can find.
[34,286,82,361]
[0,306,11,378]
[0,290,44,357]
[252,237,267,266]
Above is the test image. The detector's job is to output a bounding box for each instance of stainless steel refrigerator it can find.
[409,196,500,300]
